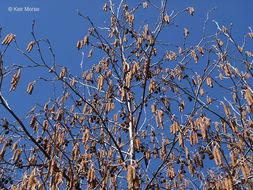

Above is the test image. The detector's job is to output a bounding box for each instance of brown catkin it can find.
[26,41,35,52]
[59,67,66,79]
[103,3,108,11]
[11,141,19,151]
[84,35,89,45]
[143,2,148,9]
[76,40,83,50]
[246,87,253,106]
[27,82,34,95]
[191,50,198,63]
[164,15,170,24]
[178,132,184,147]
[0,143,7,161]
[1,34,10,45]
[127,165,134,190]
[189,7,194,16]
[184,28,189,37]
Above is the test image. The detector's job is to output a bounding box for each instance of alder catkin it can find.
[2,34,15,45]
[191,50,198,63]
[26,41,35,52]
[12,141,19,151]
[189,7,194,16]
[127,165,134,190]
[184,28,189,37]
[1,34,10,45]
[143,2,148,9]
[246,87,253,106]
[59,67,66,79]
[164,15,170,24]
[27,82,34,95]
[103,3,108,11]
[83,35,89,45]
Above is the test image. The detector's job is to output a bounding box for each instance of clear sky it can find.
[0,0,252,131]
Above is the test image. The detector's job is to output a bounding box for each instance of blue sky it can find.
[0,0,250,117]
[0,0,252,148]
[0,0,252,142]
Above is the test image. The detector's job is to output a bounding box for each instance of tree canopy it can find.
[0,1,253,189]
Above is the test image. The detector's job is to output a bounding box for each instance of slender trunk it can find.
[127,96,135,165]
